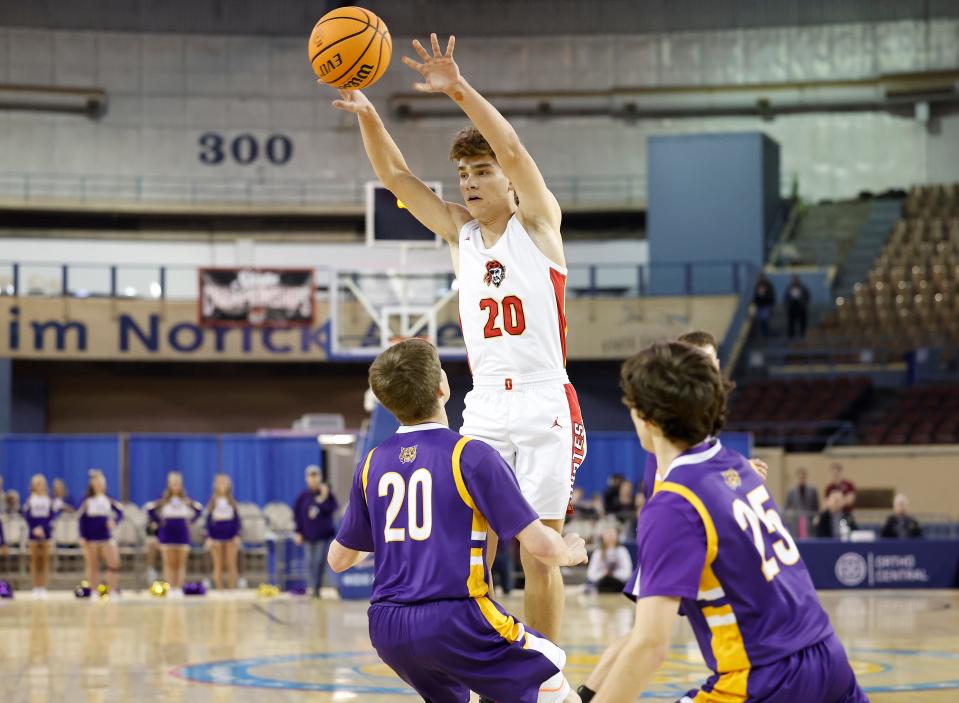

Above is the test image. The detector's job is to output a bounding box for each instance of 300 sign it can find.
[199,133,293,166]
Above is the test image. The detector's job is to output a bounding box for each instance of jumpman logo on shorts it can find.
[551,418,562,429]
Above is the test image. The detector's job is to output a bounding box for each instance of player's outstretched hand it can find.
[330,88,373,113]
[750,459,769,480]
[564,532,588,566]
[401,33,461,94]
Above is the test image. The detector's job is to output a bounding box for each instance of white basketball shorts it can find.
[460,370,587,521]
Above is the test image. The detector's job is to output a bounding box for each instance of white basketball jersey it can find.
[457,215,568,377]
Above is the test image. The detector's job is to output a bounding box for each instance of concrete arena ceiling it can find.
[2,0,958,37]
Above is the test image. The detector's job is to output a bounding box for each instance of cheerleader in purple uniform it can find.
[146,471,202,595]
[204,474,242,590]
[22,474,58,597]
[77,469,124,595]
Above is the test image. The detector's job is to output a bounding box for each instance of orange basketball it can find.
[308,6,392,90]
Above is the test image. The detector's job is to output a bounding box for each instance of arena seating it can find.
[814,183,959,352]
[726,377,872,448]
[858,384,959,445]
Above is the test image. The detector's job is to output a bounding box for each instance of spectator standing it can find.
[753,275,776,337]
[880,494,923,539]
[816,488,858,539]
[293,465,338,598]
[785,275,811,338]
[784,467,820,538]
[585,526,633,593]
[602,474,625,515]
[824,462,856,510]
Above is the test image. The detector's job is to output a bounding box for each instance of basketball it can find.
[308,6,392,90]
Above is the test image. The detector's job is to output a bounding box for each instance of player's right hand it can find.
[330,88,373,114]
[563,532,588,566]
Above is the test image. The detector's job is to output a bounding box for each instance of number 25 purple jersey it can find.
[626,439,835,682]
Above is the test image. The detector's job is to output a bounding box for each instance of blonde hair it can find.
[30,474,48,495]
[208,473,238,511]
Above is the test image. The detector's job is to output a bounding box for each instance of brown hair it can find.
[449,126,496,162]
[620,342,732,446]
[369,339,442,425]
[677,330,717,351]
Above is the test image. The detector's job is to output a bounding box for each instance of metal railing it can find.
[725,420,857,450]
[0,259,756,301]
[0,171,647,208]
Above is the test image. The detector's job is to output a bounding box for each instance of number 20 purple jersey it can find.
[626,440,835,677]
[336,423,539,605]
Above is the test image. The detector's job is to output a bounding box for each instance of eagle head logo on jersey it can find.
[399,446,417,464]
[484,260,506,287]
[722,468,742,490]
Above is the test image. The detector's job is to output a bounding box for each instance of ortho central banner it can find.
[0,296,737,361]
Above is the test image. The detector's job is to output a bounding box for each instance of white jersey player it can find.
[329,32,585,643]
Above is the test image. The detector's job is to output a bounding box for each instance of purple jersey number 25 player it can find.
[329,339,587,703]
[583,342,868,703]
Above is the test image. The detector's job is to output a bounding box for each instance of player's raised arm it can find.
[329,87,469,244]
[402,35,563,255]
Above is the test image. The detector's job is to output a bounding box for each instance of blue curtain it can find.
[220,436,323,505]
[0,434,120,504]
[128,435,219,505]
[575,431,753,498]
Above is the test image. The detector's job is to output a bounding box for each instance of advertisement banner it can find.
[199,268,314,328]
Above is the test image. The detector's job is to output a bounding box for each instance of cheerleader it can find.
[146,472,202,595]
[204,474,242,590]
[22,474,58,598]
[77,469,123,595]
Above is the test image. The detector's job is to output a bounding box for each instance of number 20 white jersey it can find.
[457,214,568,378]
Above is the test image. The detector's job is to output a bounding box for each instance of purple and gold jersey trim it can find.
[451,436,528,647]
[658,481,751,690]
[361,449,375,499]
[451,437,490,600]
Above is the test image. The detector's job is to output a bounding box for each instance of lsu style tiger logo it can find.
[399,446,417,464]
[484,259,506,287]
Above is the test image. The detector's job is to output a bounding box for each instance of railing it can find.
[725,420,856,450]
[0,171,647,208]
[0,259,756,301]
[746,345,915,370]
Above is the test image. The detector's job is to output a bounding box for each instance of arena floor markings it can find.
[0,590,957,701]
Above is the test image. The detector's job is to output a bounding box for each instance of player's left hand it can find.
[402,34,461,94]
[749,459,769,480]
[564,532,588,566]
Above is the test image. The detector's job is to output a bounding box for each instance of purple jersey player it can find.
[329,339,587,703]
[639,331,767,503]
[583,342,867,703]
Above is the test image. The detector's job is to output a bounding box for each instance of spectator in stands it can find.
[4,489,20,515]
[293,465,338,598]
[753,275,776,337]
[816,488,858,539]
[784,467,819,538]
[824,462,856,510]
[571,487,602,520]
[0,474,8,514]
[785,275,811,338]
[881,493,923,539]
[585,525,633,593]
[52,478,75,513]
[602,474,625,514]
[614,480,635,522]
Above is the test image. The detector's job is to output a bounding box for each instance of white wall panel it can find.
[0,21,957,205]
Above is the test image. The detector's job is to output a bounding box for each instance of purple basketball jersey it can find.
[336,423,539,605]
[626,439,835,678]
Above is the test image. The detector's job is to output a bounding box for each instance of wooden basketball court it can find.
[1,588,957,701]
